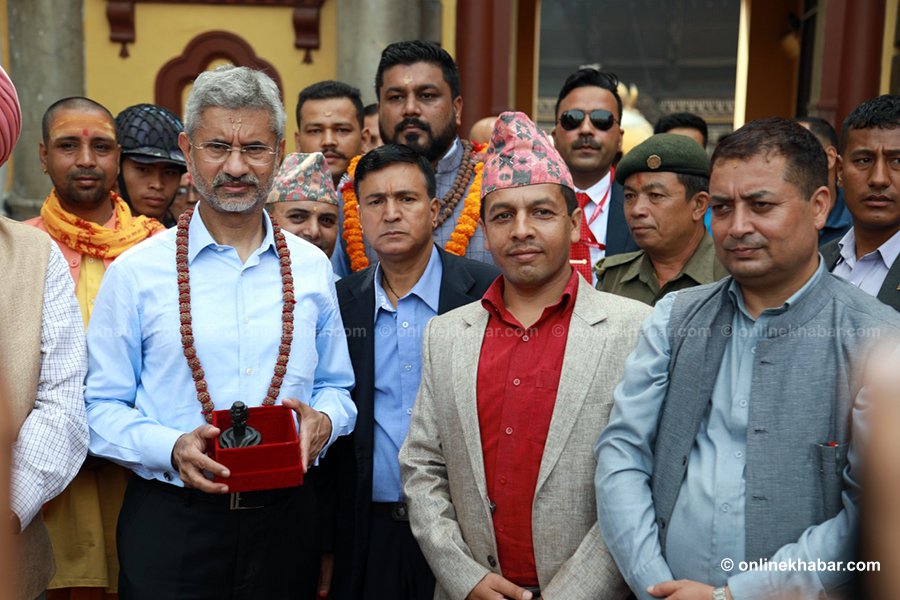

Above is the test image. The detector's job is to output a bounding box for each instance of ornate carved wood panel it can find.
[154,30,284,116]
[106,0,325,62]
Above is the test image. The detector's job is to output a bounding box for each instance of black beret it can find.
[615,133,710,185]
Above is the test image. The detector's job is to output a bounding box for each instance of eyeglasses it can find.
[191,142,277,166]
[558,109,618,132]
[175,185,199,197]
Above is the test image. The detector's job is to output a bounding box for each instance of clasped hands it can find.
[170,398,331,493]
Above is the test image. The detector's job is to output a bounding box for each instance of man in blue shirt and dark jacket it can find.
[327,144,498,600]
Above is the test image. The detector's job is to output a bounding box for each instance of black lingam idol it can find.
[219,401,262,448]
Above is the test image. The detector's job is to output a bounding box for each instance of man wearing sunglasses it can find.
[552,68,638,284]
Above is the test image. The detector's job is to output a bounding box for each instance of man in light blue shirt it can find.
[84,65,356,600]
[595,118,900,600]
[329,144,497,599]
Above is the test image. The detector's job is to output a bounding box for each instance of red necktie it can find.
[570,192,606,282]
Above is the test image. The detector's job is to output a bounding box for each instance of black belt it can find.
[371,501,409,521]
[141,476,296,511]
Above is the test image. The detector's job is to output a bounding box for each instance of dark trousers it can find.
[361,508,435,600]
[117,476,318,600]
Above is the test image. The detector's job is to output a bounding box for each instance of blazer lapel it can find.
[344,267,378,448]
[606,183,636,255]
[437,247,477,314]
[535,279,608,493]
[877,255,900,310]
[452,304,491,498]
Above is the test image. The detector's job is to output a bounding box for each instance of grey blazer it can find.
[400,276,649,600]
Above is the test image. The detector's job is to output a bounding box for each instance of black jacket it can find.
[604,182,639,256]
[821,237,900,311]
[328,246,499,599]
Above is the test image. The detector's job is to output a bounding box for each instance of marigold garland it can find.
[340,155,369,272]
[445,160,483,256]
[341,142,487,271]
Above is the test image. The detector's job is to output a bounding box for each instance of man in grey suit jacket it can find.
[400,112,647,600]
[596,118,900,600]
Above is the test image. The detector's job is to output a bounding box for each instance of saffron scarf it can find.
[40,189,165,259]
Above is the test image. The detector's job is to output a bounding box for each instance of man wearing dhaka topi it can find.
[83,65,356,599]
[400,112,646,600]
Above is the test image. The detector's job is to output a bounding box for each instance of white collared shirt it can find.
[577,171,613,284]
[832,228,900,297]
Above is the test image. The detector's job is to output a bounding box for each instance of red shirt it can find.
[476,269,579,585]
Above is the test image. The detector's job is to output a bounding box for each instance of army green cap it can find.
[615,133,710,185]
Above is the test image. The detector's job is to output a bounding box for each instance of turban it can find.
[0,65,21,167]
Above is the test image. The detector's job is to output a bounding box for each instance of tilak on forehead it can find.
[230,117,243,131]
[49,116,116,140]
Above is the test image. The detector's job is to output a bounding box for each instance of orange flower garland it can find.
[444,160,483,256]
[341,143,487,271]
[340,156,369,271]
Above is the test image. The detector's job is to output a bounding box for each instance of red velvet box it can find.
[209,405,303,492]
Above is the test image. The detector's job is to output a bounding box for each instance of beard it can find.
[56,169,112,209]
[193,170,269,214]
[383,115,458,163]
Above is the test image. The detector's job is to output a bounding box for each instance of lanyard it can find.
[581,168,613,249]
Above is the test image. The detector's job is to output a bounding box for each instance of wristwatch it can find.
[712,587,728,600]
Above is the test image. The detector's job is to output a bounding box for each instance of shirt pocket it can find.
[535,369,561,390]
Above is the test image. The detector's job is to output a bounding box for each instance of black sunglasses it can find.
[558,109,617,132]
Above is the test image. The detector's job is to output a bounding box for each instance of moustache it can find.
[70,168,103,179]
[572,137,601,150]
[395,118,432,136]
[212,173,259,187]
[507,244,542,255]
[722,235,767,251]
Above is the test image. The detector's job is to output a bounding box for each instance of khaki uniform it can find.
[594,234,728,306]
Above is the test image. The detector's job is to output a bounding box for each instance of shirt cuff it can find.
[310,393,355,449]
[631,556,676,600]
[141,425,191,474]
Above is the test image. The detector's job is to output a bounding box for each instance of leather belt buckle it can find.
[229,492,262,510]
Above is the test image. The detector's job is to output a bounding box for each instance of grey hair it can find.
[183,65,285,142]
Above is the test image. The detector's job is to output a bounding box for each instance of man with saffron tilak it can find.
[26,96,164,600]
[340,40,492,273]
[82,65,356,600]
